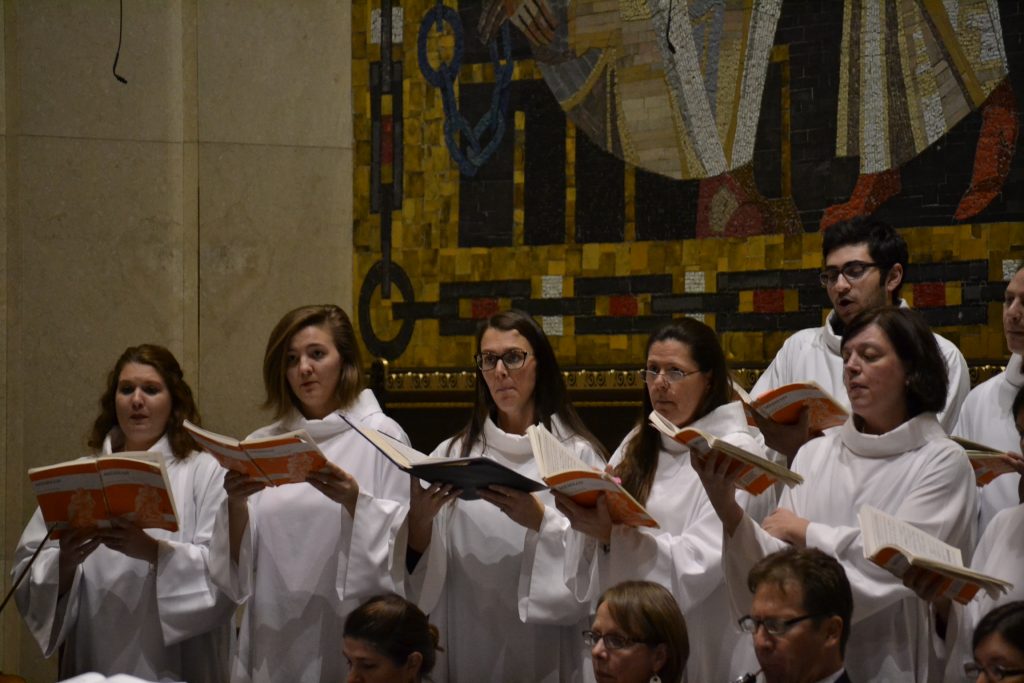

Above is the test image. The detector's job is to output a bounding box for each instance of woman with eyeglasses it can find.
[695,306,977,683]
[546,318,772,682]
[967,602,1024,683]
[12,344,233,682]
[209,305,410,682]
[585,581,688,683]
[403,310,607,682]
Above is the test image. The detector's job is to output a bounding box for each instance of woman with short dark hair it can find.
[343,593,440,683]
[697,306,977,682]
[14,344,233,682]
[211,304,410,682]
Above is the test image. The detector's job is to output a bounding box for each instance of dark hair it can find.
[596,581,689,683]
[263,305,363,419]
[1013,385,1024,428]
[344,593,440,678]
[616,318,733,504]
[747,547,853,656]
[822,217,908,303]
[447,310,608,460]
[88,344,200,459]
[973,601,1024,653]
[840,306,947,418]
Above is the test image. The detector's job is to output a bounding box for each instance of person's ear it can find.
[651,642,668,674]
[405,651,424,676]
[822,615,843,649]
[884,263,904,296]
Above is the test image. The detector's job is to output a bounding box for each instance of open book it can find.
[648,411,803,495]
[29,453,179,538]
[950,436,1021,486]
[859,505,1013,604]
[744,381,849,433]
[183,420,327,486]
[527,424,658,528]
[341,415,546,500]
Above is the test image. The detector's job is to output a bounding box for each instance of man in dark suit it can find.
[740,547,852,683]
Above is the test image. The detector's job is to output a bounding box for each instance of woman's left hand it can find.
[306,461,360,516]
[554,491,613,545]
[97,518,159,564]
[762,507,810,547]
[479,485,545,531]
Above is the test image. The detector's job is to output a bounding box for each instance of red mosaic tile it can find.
[609,295,638,317]
[471,298,500,319]
[753,289,785,313]
[912,282,946,308]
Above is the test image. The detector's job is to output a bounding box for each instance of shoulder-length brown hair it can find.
[447,310,608,461]
[263,304,363,420]
[597,581,689,683]
[616,318,732,504]
[87,344,200,459]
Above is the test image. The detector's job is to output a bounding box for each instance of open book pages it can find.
[648,411,803,495]
[183,420,326,486]
[28,452,179,538]
[859,505,1013,603]
[950,436,1021,486]
[527,424,658,528]
[745,381,849,432]
[341,414,546,500]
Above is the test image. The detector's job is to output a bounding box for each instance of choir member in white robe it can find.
[209,305,409,683]
[954,265,1024,534]
[697,307,978,683]
[751,219,968,460]
[404,310,608,683]
[549,318,775,682]
[14,344,234,683]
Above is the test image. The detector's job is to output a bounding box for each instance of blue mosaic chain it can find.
[417,1,514,177]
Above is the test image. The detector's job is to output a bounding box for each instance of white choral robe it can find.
[524,401,774,683]
[14,432,233,683]
[209,389,409,683]
[953,353,1023,535]
[407,416,604,683]
[940,503,1024,682]
[723,413,978,683]
[751,303,970,433]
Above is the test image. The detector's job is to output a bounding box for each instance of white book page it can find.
[859,505,962,566]
[527,425,592,478]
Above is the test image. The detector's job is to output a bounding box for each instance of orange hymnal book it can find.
[859,505,1013,605]
[648,410,803,495]
[950,436,1021,486]
[29,452,178,538]
[744,382,849,433]
[527,424,658,528]
[183,420,327,486]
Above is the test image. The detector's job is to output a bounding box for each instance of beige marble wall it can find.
[0,0,354,677]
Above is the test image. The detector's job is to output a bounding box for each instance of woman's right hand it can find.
[57,527,101,593]
[223,469,267,502]
[407,479,460,554]
[692,449,746,536]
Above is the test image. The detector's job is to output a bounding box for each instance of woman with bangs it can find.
[14,344,233,682]
[696,306,977,682]
[403,309,608,682]
[210,304,410,682]
[541,317,773,682]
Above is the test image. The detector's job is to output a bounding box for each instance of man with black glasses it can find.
[737,547,853,683]
[750,217,969,460]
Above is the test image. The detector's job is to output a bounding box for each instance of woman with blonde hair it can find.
[210,304,410,682]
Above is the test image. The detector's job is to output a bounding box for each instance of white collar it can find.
[102,429,174,462]
[839,412,946,458]
[823,298,911,355]
[1005,354,1024,389]
[481,414,572,462]
[657,401,751,453]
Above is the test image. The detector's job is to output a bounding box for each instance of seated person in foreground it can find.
[584,580,688,683]
[696,306,977,682]
[343,593,440,683]
[738,547,853,683]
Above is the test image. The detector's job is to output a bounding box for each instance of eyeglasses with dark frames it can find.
[581,630,650,651]
[639,368,701,384]
[475,349,530,371]
[963,662,1024,681]
[738,613,822,636]
[818,261,881,287]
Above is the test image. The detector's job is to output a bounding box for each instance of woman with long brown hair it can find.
[13,344,233,682]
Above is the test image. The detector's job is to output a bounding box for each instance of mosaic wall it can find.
[353,0,1024,372]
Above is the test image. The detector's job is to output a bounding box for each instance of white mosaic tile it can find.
[684,271,706,292]
[542,316,564,336]
[370,7,404,45]
[541,275,563,298]
[1003,259,1022,281]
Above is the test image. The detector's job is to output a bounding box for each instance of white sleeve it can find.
[208,495,256,606]
[155,458,236,646]
[937,342,970,433]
